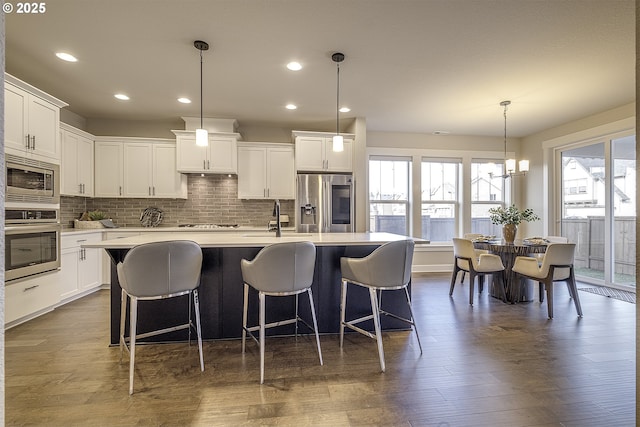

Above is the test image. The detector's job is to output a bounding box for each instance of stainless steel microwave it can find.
[6,153,60,204]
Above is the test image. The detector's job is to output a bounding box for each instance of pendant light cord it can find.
[200,47,204,130]
[500,100,510,161]
[503,102,507,160]
[336,61,340,136]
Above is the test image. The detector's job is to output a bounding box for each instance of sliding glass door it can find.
[559,135,636,290]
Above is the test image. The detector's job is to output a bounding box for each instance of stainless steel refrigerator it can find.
[296,173,354,233]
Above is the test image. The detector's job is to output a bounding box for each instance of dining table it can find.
[473,239,548,303]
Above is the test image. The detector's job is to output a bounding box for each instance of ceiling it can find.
[5,0,635,138]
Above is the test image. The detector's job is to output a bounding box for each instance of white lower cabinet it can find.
[5,271,61,326]
[59,232,103,302]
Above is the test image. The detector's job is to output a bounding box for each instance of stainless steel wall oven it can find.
[5,208,61,282]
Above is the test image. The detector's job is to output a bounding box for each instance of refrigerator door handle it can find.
[325,179,331,232]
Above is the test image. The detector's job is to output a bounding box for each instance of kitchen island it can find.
[84,232,424,344]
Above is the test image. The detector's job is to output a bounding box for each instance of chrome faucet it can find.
[272,199,282,237]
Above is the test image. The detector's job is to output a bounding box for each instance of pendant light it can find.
[332,52,345,152]
[492,100,529,179]
[194,40,209,147]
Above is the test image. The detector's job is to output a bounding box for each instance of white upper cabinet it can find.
[123,143,154,197]
[95,137,187,199]
[61,123,94,197]
[293,131,354,172]
[94,140,124,197]
[237,142,295,199]
[5,74,68,163]
[152,144,186,198]
[174,130,239,174]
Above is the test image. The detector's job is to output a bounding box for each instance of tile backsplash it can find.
[61,174,294,229]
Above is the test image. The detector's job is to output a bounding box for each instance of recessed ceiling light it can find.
[286,62,302,71]
[339,107,350,113]
[55,52,78,62]
[177,97,191,104]
[432,131,450,135]
[114,93,130,101]
[285,104,297,110]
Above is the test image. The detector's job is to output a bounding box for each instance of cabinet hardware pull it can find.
[207,160,210,169]
[153,187,155,196]
[31,135,36,150]
[23,285,39,292]
[149,186,151,196]
[119,186,122,196]
[203,160,206,170]
[25,134,30,148]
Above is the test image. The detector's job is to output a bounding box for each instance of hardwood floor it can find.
[5,274,636,426]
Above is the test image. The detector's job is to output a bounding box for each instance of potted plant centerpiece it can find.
[74,210,108,229]
[488,205,540,244]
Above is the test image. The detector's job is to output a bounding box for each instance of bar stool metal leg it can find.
[128,297,138,395]
[193,289,204,372]
[403,287,423,354]
[259,292,266,384]
[369,288,385,372]
[242,284,249,354]
[339,279,348,348]
[307,288,323,365]
[119,289,127,363]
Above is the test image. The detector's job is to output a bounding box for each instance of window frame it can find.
[368,155,412,236]
[420,158,460,242]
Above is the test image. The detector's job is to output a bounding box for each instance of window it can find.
[471,161,509,236]
[421,160,458,242]
[560,135,636,290]
[369,157,410,235]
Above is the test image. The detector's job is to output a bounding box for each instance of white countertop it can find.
[82,231,426,249]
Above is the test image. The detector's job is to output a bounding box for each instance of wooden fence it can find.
[374,215,636,276]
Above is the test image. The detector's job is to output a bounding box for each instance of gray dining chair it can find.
[512,243,582,319]
[241,241,323,384]
[450,238,506,305]
[117,240,204,394]
[340,239,421,373]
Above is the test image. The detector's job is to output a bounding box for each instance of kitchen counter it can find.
[83,231,420,249]
[91,232,423,344]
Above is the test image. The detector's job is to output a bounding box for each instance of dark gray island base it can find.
[107,244,413,345]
